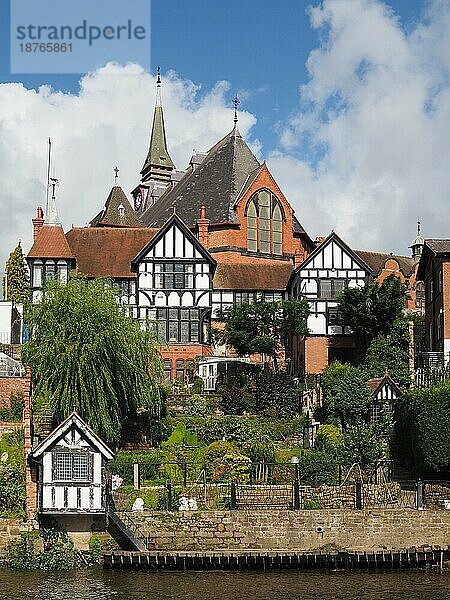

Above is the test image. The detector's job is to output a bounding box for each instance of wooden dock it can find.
[104,546,449,570]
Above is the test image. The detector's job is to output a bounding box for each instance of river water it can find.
[0,569,449,600]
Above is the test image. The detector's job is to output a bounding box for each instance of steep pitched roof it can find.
[355,250,415,277]
[212,253,292,290]
[30,411,114,460]
[417,239,450,280]
[27,225,74,259]
[141,125,260,228]
[66,227,157,278]
[295,231,372,274]
[141,105,175,176]
[367,374,402,397]
[90,186,143,228]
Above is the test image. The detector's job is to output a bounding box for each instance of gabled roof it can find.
[367,374,402,398]
[141,125,260,228]
[417,239,450,280]
[90,186,143,228]
[30,411,114,460]
[132,212,216,266]
[27,224,74,260]
[213,256,292,290]
[66,227,157,278]
[295,231,372,274]
[355,250,415,277]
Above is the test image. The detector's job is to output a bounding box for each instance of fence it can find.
[108,461,448,512]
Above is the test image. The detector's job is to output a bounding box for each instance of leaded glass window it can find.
[246,190,284,255]
[54,452,91,482]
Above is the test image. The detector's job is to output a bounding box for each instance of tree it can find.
[395,380,450,476]
[334,367,373,429]
[337,275,409,348]
[22,277,162,442]
[217,299,309,370]
[317,360,351,423]
[363,317,411,388]
[5,242,30,304]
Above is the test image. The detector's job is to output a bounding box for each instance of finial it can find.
[157,66,161,86]
[233,94,240,125]
[155,67,162,107]
[172,199,177,214]
[417,218,421,236]
[114,166,119,184]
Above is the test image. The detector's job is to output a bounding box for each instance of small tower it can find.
[132,68,175,214]
[410,219,424,264]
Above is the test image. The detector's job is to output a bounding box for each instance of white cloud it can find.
[0,63,256,275]
[270,0,450,253]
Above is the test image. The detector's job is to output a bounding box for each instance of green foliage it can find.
[363,318,410,388]
[337,274,408,346]
[316,361,351,422]
[334,367,372,428]
[107,449,163,484]
[5,242,30,305]
[185,393,220,417]
[314,424,343,454]
[0,429,25,469]
[202,441,251,483]
[162,422,203,449]
[254,369,299,416]
[5,526,98,570]
[0,390,24,422]
[297,450,338,486]
[166,415,306,447]
[218,372,257,415]
[396,380,450,476]
[338,421,390,469]
[22,277,163,442]
[0,463,26,517]
[217,299,309,368]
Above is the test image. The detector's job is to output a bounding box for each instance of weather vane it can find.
[233,95,240,124]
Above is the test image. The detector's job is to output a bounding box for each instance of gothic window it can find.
[246,190,284,255]
[33,262,42,287]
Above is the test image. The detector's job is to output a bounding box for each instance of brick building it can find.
[26,75,421,378]
[416,239,450,367]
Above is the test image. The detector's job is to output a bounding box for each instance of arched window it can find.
[246,190,284,255]
[247,200,257,252]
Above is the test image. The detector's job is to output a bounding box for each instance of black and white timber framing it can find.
[29,411,114,514]
[132,213,216,345]
[291,232,372,336]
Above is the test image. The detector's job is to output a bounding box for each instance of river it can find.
[0,569,449,599]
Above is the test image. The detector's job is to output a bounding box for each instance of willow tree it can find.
[22,277,162,443]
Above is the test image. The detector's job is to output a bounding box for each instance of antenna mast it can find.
[45,138,52,217]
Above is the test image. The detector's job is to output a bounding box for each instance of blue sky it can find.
[1,0,450,273]
[0,0,426,154]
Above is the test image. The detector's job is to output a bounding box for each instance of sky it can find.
[1,0,450,277]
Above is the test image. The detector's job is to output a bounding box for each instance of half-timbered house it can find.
[367,374,402,423]
[29,411,114,515]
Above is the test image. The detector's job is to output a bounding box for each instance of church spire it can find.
[140,67,175,185]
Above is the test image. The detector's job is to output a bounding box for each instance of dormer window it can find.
[246,190,284,255]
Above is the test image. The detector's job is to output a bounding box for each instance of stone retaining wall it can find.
[0,519,27,556]
[131,509,450,552]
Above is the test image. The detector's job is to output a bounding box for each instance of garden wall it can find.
[0,377,24,409]
[133,509,450,551]
[0,519,27,556]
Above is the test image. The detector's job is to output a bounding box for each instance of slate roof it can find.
[424,239,450,254]
[141,105,175,174]
[66,227,157,278]
[213,254,293,290]
[355,250,415,277]
[141,125,261,228]
[27,225,74,259]
[90,186,143,228]
[366,374,402,397]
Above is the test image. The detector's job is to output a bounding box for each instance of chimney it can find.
[197,205,210,249]
[293,251,306,268]
[32,207,44,241]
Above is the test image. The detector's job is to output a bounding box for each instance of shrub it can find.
[338,422,389,469]
[297,450,338,486]
[0,390,24,422]
[202,441,251,483]
[315,424,343,454]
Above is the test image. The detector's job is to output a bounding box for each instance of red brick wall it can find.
[375,259,417,311]
[161,345,213,381]
[0,377,25,409]
[305,337,329,374]
[443,261,450,341]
